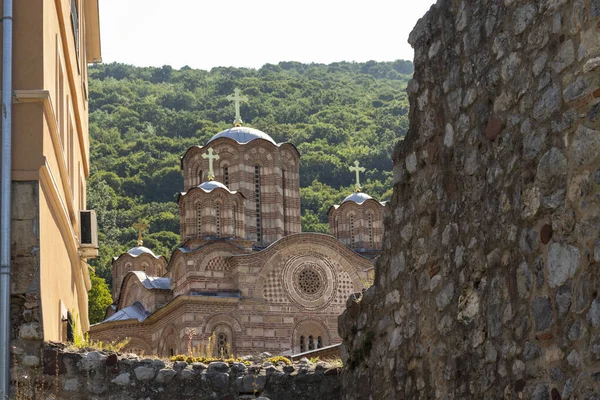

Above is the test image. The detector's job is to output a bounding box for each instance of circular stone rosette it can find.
[282,252,337,310]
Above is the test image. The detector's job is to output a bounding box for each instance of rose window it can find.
[298,268,321,295]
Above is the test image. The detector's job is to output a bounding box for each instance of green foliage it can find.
[88,270,114,324]
[87,60,411,290]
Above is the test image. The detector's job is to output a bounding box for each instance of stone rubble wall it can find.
[339,0,600,399]
[10,345,341,400]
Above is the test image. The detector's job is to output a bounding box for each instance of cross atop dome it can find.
[349,160,366,192]
[226,88,248,127]
[133,219,148,246]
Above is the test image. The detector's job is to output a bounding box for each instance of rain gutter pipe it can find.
[0,0,13,395]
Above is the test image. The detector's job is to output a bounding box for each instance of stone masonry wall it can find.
[340,0,600,399]
[10,344,340,400]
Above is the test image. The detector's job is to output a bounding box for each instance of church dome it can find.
[342,192,373,205]
[207,126,276,145]
[127,246,158,258]
[198,180,232,193]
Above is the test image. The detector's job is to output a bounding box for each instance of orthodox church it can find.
[89,89,387,357]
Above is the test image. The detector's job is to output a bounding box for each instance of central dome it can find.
[207,126,276,145]
[198,180,231,192]
[342,192,373,205]
[127,246,158,258]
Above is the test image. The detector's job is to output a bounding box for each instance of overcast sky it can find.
[98,0,437,70]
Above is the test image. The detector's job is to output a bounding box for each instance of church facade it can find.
[89,92,386,357]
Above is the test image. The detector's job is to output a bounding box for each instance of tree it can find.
[88,270,113,324]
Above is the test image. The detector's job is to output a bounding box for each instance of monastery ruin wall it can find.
[340,0,600,398]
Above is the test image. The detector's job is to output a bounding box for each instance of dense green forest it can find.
[87,60,412,288]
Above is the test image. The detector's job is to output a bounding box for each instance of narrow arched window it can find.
[300,335,305,353]
[215,202,221,238]
[368,213,373,248]
[308,335,315,351]
[317,336,323,349]
[255,165,262,244]
[196,203,202,238]
[217,333,228,358]
[223,166,229,187]
[350,215,355,248]
[282,168,287,235]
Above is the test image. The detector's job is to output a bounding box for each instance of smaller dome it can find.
[198,180,230,192]
[342,192,373,205]
[127,246,157,257]
[207,126,276,145]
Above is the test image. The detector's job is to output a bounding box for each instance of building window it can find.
[215,202,221,238]
[196,203,202,237]
[223,166,229,187]
[70,0,80,67]
[317,336,323,349]
[350,215,355,247]
[300,335,305,353]
[282,168,287,235]
[217,333,229,358]
[308,335,315,351]
[368,213,373,248]
[196,168,203,186]
[66,312,74,343]
[255,165,262,244]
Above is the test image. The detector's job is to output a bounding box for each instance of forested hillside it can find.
[87,60,412,286]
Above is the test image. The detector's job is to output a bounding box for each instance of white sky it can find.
[98,0,437,70]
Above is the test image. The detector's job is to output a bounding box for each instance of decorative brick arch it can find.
[292,318,331,353]
[253,234,370,307]
[203,313,243,335]
[158,325,180,357]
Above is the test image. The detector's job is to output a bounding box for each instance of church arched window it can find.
[192,163,203,187]
[350,215,355,248]
[223,166,229,187]
[196,203,202,238]
[282,168,287,235]
[367,213,373,248]
[217,332,228,358]
[300,335,305,353]
[317,336,323,349]
[308,335,315,351]
[255,165,262,244]
[215,202,221,238]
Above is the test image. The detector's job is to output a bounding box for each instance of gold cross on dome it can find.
[349,160,366,192]
[226,88,248,127]
[132,219,148,246]
[202,148,220,181]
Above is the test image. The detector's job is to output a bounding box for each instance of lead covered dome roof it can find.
[342,192,373,205]
[127,246,159,258]
[207,126,276,145]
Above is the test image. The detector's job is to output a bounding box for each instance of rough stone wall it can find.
[340,0,600,399]
[10,182,44,378]
[10,345,340,400]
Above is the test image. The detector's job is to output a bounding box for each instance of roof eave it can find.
[84,0,102,63]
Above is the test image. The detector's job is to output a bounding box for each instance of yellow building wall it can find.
[3,0,99,340]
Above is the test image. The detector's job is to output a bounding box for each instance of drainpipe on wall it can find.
[0,0,13,395]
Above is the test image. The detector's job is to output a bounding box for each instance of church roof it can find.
[130,271,171,290]
[342,191,373,205]
[101,302,150,323]
[207,126,276,145]
[198,180,232,193]
[126,246,160,258]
